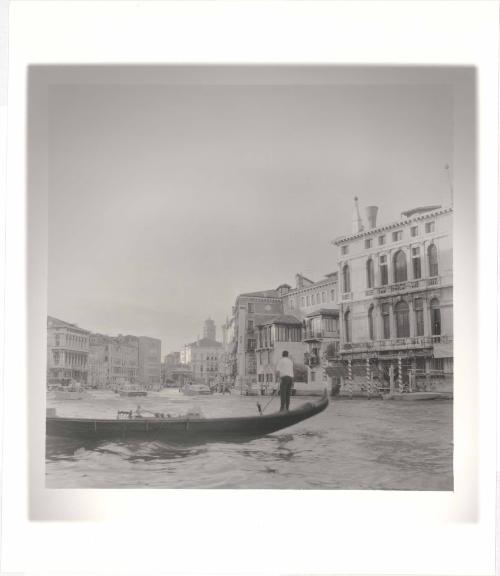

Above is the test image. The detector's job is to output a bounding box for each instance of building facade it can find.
[302,308,341,388]
[162,351,191,387]
[181,337,224,386]
[255,315,304,391]
[221,315,236,386]
[282,273,338,320]
[227,276,341,390]
[281,273,341,388]
[334,202,453,392]
[180,319,224,386]
[138,336,162,389]
[88,334,140,389]
[47,316,90,387]
[88,333,109,388]
[229,289,284,388]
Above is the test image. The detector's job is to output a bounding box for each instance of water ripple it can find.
[46,392,453,490]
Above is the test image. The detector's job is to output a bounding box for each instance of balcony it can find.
[341,335,452,354]
[303,330,324,342]
[255,342,273,351]
[374,276,445,297]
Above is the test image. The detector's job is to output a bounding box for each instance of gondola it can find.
[46,393,329,442]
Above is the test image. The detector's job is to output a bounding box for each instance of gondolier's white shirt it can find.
[276,357,294,378]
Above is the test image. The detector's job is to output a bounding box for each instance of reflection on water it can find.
[46,390,453,490]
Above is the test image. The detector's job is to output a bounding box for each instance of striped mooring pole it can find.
[398,356,403,393]
[347,359,353,397]
[366,358,371,396]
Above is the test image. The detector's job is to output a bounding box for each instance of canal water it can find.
[46,390,453,490]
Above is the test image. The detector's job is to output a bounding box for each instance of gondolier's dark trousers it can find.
[279,376,293,411]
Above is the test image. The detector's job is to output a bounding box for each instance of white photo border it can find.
[2,2,497,575]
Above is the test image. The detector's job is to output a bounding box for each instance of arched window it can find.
[343,264,351,293]
[414,298,424,336]
[428,244,438,277]
[366,259,374,289]
[379,255,388,286]
[381,303,390,339]
[394,300,410,338]
[344,310,351,343]
[393,250,407,283]
[412,247,422,280]
[368,305,375,340]
[430,298,441,337]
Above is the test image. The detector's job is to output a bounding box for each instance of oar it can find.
[257,389,277,415]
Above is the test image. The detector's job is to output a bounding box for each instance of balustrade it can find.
[340,334,452,353]
[372,276,443,297]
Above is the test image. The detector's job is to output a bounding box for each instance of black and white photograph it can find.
[37,65,461,490]
[2,3,497,576]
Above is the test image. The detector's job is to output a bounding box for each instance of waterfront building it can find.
[229,289,284,388]
[227,275,341,390]
[281,273,341,387]
[333,200,453,392]
[221,315,236,386]
[88,333,109,388]
[282,273,338,320]
[255,315,303,390]
[47,316,90,387]
[88,334,140,389]
[302,308,341,388]
[181,319,224,386]
[138,336,162,389]
[162,351,191,387]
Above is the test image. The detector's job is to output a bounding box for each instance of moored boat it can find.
[118,383,148,397]
[181,383,212,396]
[383,392,453,401]
[46,393,329,442]
[47,380,88,401]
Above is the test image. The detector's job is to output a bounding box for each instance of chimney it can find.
[365,206,378,229]
[352,196,364,233]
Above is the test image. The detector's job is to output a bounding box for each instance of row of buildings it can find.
[219,198,453,393]
[49,197,453,395]
[46,316,162,389]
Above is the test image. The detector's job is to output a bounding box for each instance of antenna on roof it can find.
[444,164,453,207]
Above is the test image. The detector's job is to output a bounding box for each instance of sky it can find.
[47,68,455,355]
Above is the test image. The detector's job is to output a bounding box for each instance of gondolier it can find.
[275,350,294,412]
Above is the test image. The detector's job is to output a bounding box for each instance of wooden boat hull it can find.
[118,390,147,397]
[48,391,88,401]
[46,395,329,442]
[383,392,453,401]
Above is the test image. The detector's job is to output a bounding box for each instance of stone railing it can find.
[303,330,324,340]
[341,335,452,353]
[374,275,448,296]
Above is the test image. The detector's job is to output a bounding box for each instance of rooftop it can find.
[333,206,452,245]
[187,337,223,348]
[239,289,280,299]
[256,314,302,327]
[305,308,339,318]
[47,316,90,333]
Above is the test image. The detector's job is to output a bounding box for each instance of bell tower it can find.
[203,318,216,341]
